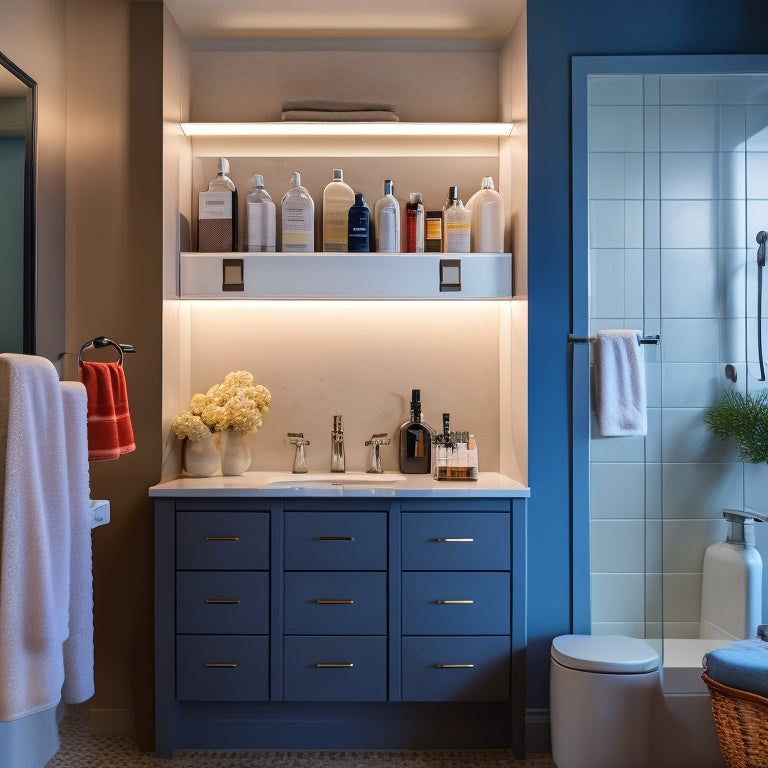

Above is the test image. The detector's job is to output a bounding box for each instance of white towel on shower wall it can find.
[59,381,94,705]
[596,329,648,437]
[0,354,71,721]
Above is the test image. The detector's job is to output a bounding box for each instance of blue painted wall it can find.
[526,0,768,717]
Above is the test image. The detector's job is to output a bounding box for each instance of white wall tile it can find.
[590,200,625,248]
[746,104,768,150]
[591,520,646,572]
[590,248,625,317]
[663,573,702,623]
[661,462,744,519]
[590,462,646,519]
[662,518,728,572]
[660,152,718,199]
[592,573,646,622]
[589,75,644,106]
[660,200,717,249]
[661,105,719,152]
[746,152,768,200]
[660,366,721,410]
[660,249,719,319]
[661,319,721,363]
[589,152,625,199]
[661,77,720,106]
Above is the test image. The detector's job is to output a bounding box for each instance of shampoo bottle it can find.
[198,157,237,252]
[405,192,425,253]
[374,179,400,253]
[442,185,471,253]
[322,168,355,252]
[468,176,504,253]
[246,174,276,252]
[281,171,315,252]
[347,192,371,253]
[398,389,434,474]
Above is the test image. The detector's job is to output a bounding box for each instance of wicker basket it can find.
[702,672,768,768]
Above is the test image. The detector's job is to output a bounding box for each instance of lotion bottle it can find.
[468,176,504,253]
[442,185,471,253]
[281,171,314,252]
[246,174,276,252]
[322,168,355,252]
[374,179,400,253]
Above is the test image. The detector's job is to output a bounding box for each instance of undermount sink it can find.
[263,472,404,489]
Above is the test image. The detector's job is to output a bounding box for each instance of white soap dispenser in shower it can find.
[699,507,767,640]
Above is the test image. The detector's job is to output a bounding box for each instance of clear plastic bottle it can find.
[246,174,276,252]
[374,179,400,253]
[347,192,371,253]
[322,168,355,252]
[468,176,504,253]
[198,157,238,252]
[281,171,315,252]
[441,185,471,253]
[405,192,425,253]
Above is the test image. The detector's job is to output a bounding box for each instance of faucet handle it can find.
[365,433,390,446]
[287,432,310,446]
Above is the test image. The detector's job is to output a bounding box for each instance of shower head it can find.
[757,230,767,267]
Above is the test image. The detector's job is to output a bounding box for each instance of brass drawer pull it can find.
[436,599,474,605]
[205,536,240,542]
[436,537,474,543]
[315,536,355,541]
[316,662,354,668]
[436,663,475,669]
[316,599,354,605]
[205,599,241,605]
[204,662,237,668]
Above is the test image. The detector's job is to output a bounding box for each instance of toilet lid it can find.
[551,634,659,673]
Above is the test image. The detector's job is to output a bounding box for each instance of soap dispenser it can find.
[281,171,315,252]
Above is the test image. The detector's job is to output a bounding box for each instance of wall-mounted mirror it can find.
[0,51,36,354]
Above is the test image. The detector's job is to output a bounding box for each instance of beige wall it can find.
[65,0,164,749]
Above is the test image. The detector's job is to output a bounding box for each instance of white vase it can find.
[183,435,220,477]
[220,428,251,475]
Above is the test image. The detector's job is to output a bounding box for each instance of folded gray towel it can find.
[282,98,397,113]
[281,110,400,122]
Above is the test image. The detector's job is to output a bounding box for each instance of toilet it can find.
[550,634,660,768]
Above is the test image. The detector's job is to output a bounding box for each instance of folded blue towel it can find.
[704,637,768,698]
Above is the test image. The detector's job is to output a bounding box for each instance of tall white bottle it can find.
[281,171,315,252]
[322,168,355,252]
[198,157,238,252]
[246,174,276,252]
[441,185,471,253]
[374,179,400,253]
[469,176,505,253]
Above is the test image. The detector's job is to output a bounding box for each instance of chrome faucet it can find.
[331,415,345,473]
[286,432,310,474]
[365,433,390,473]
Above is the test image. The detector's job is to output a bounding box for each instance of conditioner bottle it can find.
[281,171,315,252]
[322,168,355,251]
[399,389,434,474]
[469,176,504,253]
[246,174,276,252]
[374,179,400,253]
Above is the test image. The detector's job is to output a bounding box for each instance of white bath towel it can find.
[596,330,648,437]
[0,354,71,721]
[59,381,95,705]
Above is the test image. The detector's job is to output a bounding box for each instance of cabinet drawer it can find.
[402,572,510,635]
[177,511,269,570]
[176,571,269,635]
[402,636,510,701]
[284,572,386,635]
[284,512,387,570]
[283,636,387,701]
[402,512,509,570]
[176,635,269,701]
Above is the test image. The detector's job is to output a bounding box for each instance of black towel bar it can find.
[77,336,135,367]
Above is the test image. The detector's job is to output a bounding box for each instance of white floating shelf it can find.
[179,252,513,300]
[180,122,515,138]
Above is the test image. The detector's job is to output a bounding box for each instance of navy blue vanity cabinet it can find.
[283,509,388,701]
[153,493,527,759]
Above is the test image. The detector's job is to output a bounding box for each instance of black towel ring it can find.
[77,336,135,367]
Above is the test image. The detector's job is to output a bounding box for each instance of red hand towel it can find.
[79,361,136,461]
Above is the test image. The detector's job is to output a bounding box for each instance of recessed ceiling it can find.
[164,0,525,41]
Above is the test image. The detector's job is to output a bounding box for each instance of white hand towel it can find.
[596,330,648,437]
[0,354,70,721]
[59,381,95,705]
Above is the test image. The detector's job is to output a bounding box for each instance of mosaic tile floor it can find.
[46,705,557,767]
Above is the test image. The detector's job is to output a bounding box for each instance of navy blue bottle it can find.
[347,192,370,252]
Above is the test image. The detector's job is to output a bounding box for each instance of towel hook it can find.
[77,336,135,367]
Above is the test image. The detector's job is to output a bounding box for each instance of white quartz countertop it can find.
[149,471,529,498]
